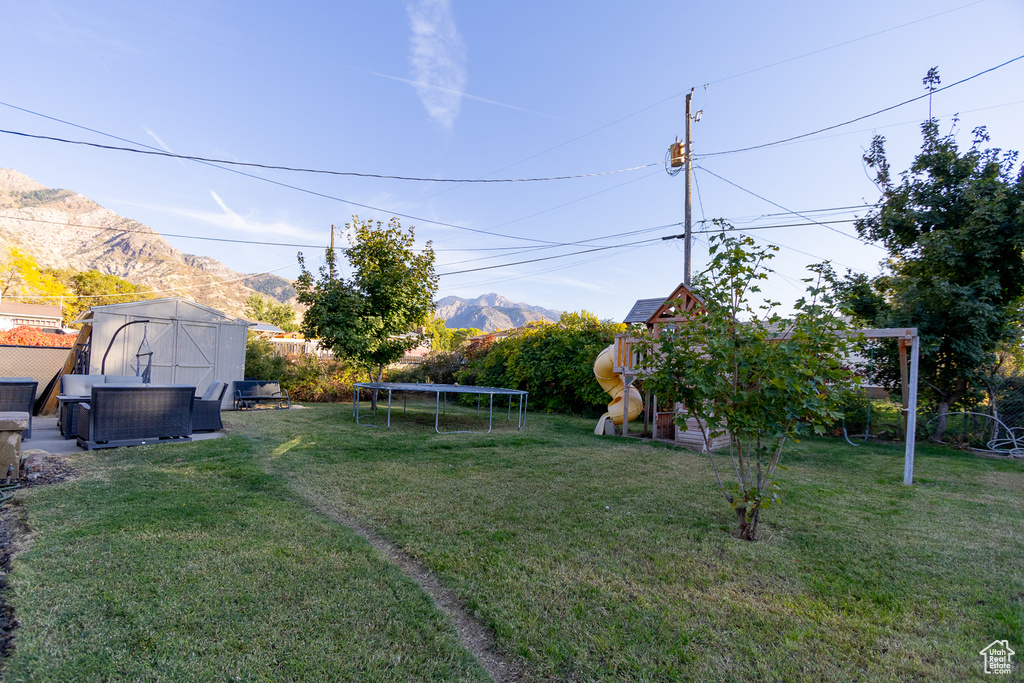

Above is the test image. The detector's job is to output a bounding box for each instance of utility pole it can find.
[329,224,336,280]
[684,88,693,287]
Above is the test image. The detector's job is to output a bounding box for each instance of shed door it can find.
[174,321,217,389]
[130,316,176,383]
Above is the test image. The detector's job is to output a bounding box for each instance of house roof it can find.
[249,321,284,333]
[0,302,62,319]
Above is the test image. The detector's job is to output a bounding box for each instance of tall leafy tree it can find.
[843,118,1024,439]
[296,216,437,384]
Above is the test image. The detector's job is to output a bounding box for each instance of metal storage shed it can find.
[78,297,251,410]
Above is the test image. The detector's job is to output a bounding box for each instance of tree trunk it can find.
[932,400,950,441]
[736,506,760,541]
[370,366,382,412]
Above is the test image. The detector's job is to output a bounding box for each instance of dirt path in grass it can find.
[305,500,527,683]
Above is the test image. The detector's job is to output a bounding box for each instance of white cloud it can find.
[406,0,466,130]
[119,196,323,243]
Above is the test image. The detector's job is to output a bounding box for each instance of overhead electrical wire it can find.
[452,243,654,291]
[437,234,671,277]
[438,222,684,267]
[0,126,655,183]
[699,223,870,274]
[696,53,1024,158]
[695,165,883,249]
[5,263,297,301]
[0,103,576,247]
[0,214,326,248]
[703,0,989,87]
[407,0,990,200]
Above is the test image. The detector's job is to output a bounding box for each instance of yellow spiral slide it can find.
[593,344,643,435]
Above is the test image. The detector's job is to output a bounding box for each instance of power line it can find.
[699,222,870,273]
[696,53,1024,158]
[0,123,656,183]
[4,263,297,301]
[438,234,670,277]
[0,103,575,247]
[451,243,654,291]
[0,213,327,248]
[439,222,685,267]
[411,0,990,200]
[696,165,883,248]
[703,0,990,87]
[694,218,857,232]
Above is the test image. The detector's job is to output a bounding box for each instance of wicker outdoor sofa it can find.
[76,384,196,451]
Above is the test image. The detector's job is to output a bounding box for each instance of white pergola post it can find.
[903,333,920,486]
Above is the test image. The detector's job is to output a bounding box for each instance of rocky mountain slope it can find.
[0,169,296,317]
[436,293,561,332]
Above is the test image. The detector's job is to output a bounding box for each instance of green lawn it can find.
[4,402,1022,681]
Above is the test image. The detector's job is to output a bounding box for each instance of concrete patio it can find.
[22,416,224,458]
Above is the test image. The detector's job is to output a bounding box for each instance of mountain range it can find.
[0,168,295,316]
[436,293,560,332]
[1,168,559,330]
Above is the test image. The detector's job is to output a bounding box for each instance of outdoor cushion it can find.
[201,380,228,401]
[61,375,104,397]
[61,375,145,397]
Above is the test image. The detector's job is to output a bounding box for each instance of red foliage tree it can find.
[0,325,77,348]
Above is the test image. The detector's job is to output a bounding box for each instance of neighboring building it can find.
[394,332,431,365]
[0,302,62,331]
[268,332,333,359]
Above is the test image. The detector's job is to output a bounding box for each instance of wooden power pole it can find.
[683,88,694,287]
[329,224,336,280]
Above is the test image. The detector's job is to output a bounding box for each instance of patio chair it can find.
[193,381,228,432]
[0,378,38,439]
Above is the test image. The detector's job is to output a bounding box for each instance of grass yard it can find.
[4,401,1022,681]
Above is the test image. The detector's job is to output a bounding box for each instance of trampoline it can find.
[352,382,528,434]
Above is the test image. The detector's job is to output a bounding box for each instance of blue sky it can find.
[2,0,1022,321]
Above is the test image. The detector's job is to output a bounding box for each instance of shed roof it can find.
[77,297,251,326]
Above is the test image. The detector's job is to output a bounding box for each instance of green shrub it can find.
[457,312,623,417]
[281,355,361,402]
[246,335,360,402]
[245,335,288,380]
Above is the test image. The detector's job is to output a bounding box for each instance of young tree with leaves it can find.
[296,216,437,387]
[243,293,298,332]
[641,232,856,541]
[0,248,66,306]
[843,115,1024,439]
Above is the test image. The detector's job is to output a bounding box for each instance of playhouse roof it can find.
[623,284,705,326]
[622,298,665,324]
